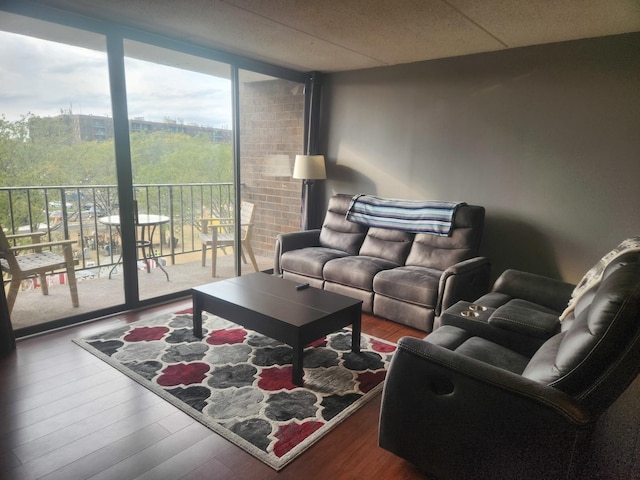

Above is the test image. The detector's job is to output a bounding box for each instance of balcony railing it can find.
[1,183,234,273]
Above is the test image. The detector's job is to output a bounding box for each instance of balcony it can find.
[2,183,291,332]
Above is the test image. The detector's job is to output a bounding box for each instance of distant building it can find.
[60,113,232,143]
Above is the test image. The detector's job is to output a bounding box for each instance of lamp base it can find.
[300,179,313,230]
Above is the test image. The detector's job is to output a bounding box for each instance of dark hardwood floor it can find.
[3,300,640,479]
[0,302,429,480]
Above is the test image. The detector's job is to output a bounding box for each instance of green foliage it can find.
[0,114,30,187]
[0,114,234,229]
[0,113,233,188]
[130,131,233,184]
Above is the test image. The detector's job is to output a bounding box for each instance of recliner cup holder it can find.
[460,304,488,317]
[468,304,488,312]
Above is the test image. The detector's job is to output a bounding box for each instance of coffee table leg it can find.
[292,342,304,386]
[352,310,361,353]
[193,293,203,339]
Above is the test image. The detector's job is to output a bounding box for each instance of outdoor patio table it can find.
[98,214,170,281]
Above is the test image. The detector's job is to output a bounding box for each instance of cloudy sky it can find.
[0,30,233,128]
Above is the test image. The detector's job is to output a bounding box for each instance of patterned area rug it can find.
[73,308,396,471]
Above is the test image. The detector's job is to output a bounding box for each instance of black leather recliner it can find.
[379,250,640,480]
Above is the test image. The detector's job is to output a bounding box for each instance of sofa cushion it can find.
[280,247,350,280]
[373,295,437,332]
[324,256,399,290]
[454,337,530,375]
[318,194,367,255]
[373,265,441,307]
[358,227,414,264]
[426,325,529,374]
[425,325,471,350]
[405,205,485,270]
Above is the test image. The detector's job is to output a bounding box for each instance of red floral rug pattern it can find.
[73,308,396,470]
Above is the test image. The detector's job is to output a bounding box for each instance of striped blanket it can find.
[345,194,465,236]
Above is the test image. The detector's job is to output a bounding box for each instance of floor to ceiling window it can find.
[122,40,239,302]
[0,12,125,331]
[0,4,310,336]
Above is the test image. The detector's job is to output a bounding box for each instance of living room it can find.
[2,0,640,478]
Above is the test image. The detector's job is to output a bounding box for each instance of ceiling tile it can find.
[449,0,640,47]
[224,0,506,66]
[29,0,640,72]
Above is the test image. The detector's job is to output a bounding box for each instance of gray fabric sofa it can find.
[274,194,490,332]
[379,249,640,479]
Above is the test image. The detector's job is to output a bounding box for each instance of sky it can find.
[0,30,233,129]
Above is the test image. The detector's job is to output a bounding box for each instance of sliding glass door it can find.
[0,12,124,331]
[123,40,236,301]
[1,3,310,335]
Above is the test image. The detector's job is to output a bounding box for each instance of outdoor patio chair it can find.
[0,227,79,314]
[199,201,259,277]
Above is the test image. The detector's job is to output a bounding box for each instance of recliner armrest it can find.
[439,302,550,357]
[436,257,491,315]
[273,230,321,275]
[492,269,575,313]
[489,304,560,339]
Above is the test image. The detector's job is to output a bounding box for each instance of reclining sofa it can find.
[379,242,640,479]
[274,193,490,332]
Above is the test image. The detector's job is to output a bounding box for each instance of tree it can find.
[0,113,234,228]
[130,130,233,184]
[0,114,30,187]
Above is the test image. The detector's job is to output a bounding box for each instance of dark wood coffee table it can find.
[192,273,363,386]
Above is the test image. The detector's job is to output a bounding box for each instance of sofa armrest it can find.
[436,257,491,315]
[273,229,321,275]
[492,269,575,313]
[379,337,592,480]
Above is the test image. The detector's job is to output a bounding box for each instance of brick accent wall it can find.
[239,78,305,262]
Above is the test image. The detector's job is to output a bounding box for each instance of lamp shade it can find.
[293,155,326,180]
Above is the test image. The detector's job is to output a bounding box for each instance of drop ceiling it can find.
[30,0,640,73]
